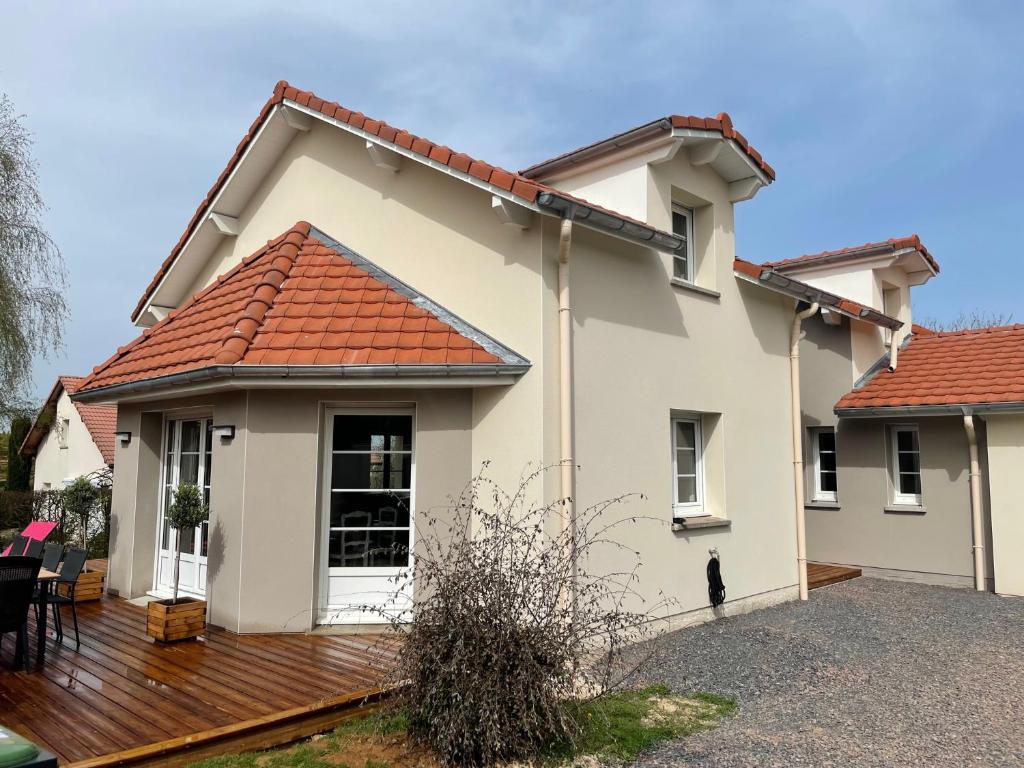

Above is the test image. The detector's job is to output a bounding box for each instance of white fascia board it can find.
[138,104,292,325]
[536,135,678,184]
[671,128,773,186]
[283,100,544,214]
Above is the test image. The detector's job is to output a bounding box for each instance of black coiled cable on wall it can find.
[707,549,726,607]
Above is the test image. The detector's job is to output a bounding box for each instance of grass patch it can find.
[190,687,734,768]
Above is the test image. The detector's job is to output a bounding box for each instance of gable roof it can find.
[763,235,940,275]
[835,324,1024,414]
[733,258,903,330]
[80,222,528,400]
[519,113,776,182]
[21,376,117,464]
[132,81,699,324]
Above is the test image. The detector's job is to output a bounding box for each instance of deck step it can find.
[808,562,862,590]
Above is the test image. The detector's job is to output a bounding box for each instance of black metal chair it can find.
[40,542,63,572]
[24,538,43,559]
[40,547,86,649]
[0,557,42,669]
[7,534,29,556]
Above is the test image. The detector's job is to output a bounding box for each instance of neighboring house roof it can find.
[79,222,528,399]
[519,113,776,181]
[132,81,702,323]
[763,235,940,275]
[835,324,1024,414]
[21,376,117,464]
[733,258,903,330]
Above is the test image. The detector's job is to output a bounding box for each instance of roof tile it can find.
[836,325,1024,410]
[83,223,518,394]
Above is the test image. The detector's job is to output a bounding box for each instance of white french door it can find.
[319,409,415,624]
[155,418,211,597]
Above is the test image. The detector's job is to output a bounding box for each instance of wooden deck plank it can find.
[808,562,862,590]
[0,596,391,765]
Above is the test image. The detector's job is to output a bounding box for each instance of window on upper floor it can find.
[58,418,70,449]
[672,416,704,516]
[810,427,838,502]
[882,287,900,346]
[671,203,694,282]
[888,424,922,506]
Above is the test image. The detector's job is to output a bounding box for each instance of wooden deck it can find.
[808,562,862,590]
[0,596,397,766]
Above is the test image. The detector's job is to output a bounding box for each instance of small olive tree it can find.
[63,476,98,550]
[166,483,208,604]
[375,464,673,767]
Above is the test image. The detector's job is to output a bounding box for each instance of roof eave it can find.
[734,263,903,330]
[836,401,1024,418]
[73,363,532,404]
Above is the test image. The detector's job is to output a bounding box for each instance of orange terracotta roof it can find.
[132,81,685,323]
[84,222,526,396]
[836,324,1024,411]
[21,376,117,464]
[520,113,775,181]
[764,235,939,275]
[733,258,902,330]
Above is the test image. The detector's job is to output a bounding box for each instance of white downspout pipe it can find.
[962,412,986,591]
[557,215,576,615]
[557,216,575,535]
[790,301,819,601]
[888,330,899,371]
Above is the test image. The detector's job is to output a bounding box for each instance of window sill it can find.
[672,516,731,531]
[806,501,841,510]
[884,504,926,514]
[670,278,721,300]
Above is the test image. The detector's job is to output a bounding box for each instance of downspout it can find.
[790,301,819,601]
[557,214,576,616]
[558,215,575,536]
[962,412,986,591]
[888,330,899,371]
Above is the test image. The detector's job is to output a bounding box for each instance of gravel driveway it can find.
[638,578,1024,767]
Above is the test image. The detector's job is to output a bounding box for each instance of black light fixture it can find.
[115,431,132,446]
[212,425,235,441]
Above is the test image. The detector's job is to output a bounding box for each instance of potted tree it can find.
[59,477,106,602]
[147,483,209,642]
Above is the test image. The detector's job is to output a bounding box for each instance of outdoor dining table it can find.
[34,568,59,664]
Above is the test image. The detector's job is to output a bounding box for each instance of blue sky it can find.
[3,1,1022,401]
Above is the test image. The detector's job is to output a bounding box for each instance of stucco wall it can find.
[806,415,992,586]
[983,413,1024,597]
[566,151,800,616]
[107,387,473,632]
[185,120,554,506]
[33,390,108,489]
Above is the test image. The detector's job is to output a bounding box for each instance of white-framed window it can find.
[889,424,922,506]
[58,417,70,448]
[810,427,838,502]
[672,417,705,516]
[671,203,694,282]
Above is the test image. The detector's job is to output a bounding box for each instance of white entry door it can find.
[320,409,414,624]
[156,418,211,597]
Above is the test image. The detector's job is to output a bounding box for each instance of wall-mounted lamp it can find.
[115,431,132,446]
[212,425,235,441]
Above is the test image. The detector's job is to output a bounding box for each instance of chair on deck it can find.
[40,542,64,573]
[0,557,42,669]
[6,535,29,557]
[39,547,86,649]
[23,538,43,559]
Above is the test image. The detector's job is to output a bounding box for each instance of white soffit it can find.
[139,105,307,327]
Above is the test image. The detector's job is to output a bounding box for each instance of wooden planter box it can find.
[57,568,105,602]
[147,597,207,642]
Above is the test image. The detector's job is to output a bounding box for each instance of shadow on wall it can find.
[205,518,226,621]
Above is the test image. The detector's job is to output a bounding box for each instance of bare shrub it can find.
[376,464,672,767]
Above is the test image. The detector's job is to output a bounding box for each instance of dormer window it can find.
[671,203,694,282]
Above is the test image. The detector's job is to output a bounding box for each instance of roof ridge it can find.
[920,323,1024,339]
[213,221,311,364]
